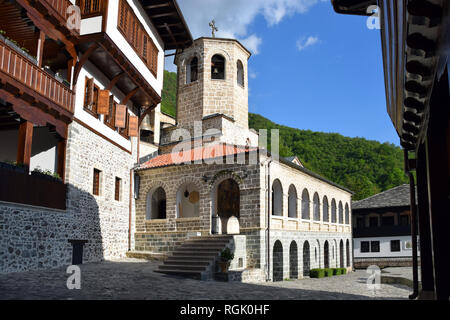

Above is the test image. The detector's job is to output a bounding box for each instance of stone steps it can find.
[156,235,233,280]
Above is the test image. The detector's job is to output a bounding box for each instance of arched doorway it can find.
[324,241,330,268]
[216,179,240,234]
[289,241,298,279]
[273,240,283,282]
[146,187,167,220]
[303,241,310,277]
[177,182,200,218]
[340,240,344,268]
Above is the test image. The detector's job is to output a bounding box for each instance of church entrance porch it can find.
[212,178,240,235]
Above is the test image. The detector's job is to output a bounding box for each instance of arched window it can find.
[237,60,244,87]
[146,187,167,220]
[323,196,329,222]
[176,182,200,218]
[313,192,320,221]
[339,201,344,224]
[345,203,350,224]
[301,189,310,219]
[271,179,283,216]
[331,199,337,223]
[187,56,198,83]
[288,185,297,218]
[211,54,225,80]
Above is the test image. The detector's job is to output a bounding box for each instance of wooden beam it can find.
[122,87,139,105]
[16,121,33,169]
[57,138,66,182]
[73,43,99,86]
[36,30,45,67]
[106,72,124,90]
[151,12,177,19]
[138,104,157,127]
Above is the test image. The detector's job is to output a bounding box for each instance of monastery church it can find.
[0,0,351,282]
[133,37,353,281]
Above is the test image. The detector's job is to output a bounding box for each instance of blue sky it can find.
[166,0,399,145]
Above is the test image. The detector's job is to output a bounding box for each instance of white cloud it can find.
[177,0,325,54]
[241,34,263,55]
[296,36,320,51]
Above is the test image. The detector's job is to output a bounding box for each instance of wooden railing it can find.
[0,39,75,114]
[78,0,105,18]
[39,0,75,24]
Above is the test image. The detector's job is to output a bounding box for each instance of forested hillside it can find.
[161,71,407,200]
[161,70,177,117]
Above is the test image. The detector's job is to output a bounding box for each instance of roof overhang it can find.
[379,0,448,150]
[138,0,193,51]
[331,0,377,16]
[331,0,449,151]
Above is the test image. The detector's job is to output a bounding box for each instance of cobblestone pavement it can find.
[0,259,411,300]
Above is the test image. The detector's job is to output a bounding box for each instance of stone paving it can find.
[0,258,411,300]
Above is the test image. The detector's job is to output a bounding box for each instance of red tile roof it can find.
[138,143,257,170]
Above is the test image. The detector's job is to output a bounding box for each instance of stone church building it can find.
[133,37,353,281]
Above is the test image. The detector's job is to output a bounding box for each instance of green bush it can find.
[332,268,341,275]
[340,268,347,275]
[324,268,333,277]
[309,269,325,278]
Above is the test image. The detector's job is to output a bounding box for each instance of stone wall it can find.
[134,159,261,253]
[0,121,137,273]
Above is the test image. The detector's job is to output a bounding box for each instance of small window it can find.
[187,56,198,83]
[369,216,378,227]
[84,77,99,117]
[391,240,401,252]
[211,54,225,80]
[237,60,244,87]
[371,241,380,252]
[381,216,395,226]
[93,169,101,196]
[361,241,370,253]
[115,177,122,201]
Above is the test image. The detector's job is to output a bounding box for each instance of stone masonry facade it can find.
[0,121,137,273]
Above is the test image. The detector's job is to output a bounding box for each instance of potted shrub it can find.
[31,167,62,182]
[218,247,234,273]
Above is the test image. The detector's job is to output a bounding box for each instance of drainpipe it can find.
[404,149,419,299]
[266,158,273,282]
[128,168,133,252]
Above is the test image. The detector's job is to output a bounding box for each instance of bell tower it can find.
[174,37,251,132]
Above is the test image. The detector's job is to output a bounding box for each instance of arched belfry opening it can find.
[237,60,244,87]
[216,178,240,234]
[187,56,198,83]
[211,54,225,80]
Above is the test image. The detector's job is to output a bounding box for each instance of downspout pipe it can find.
[404,149,419,299]
[266,158,273,282]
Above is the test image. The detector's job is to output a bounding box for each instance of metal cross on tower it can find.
[209,20,218,38]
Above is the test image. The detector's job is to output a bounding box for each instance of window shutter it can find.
[128,116,138,137]
[85,77,94,107]
[97,90,110,115]
[115,104,127,128]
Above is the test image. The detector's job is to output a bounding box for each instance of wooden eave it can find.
[331,0,377,16]
[15,0,80,41]
[76,32,161,108]
[139,0,193,50]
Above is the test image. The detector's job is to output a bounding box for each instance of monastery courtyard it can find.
[0,258,410,300]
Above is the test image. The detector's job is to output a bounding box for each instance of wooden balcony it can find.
[32,0,80,37]
[0,163,67,210]
[0,38,75,123]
